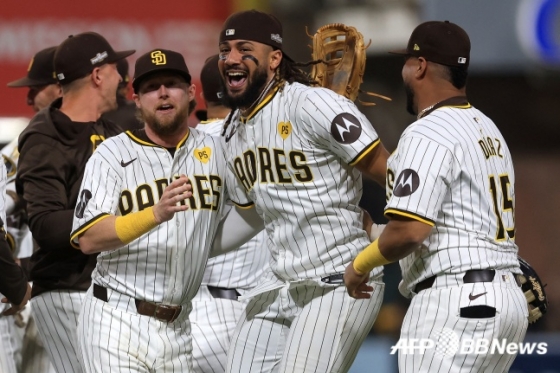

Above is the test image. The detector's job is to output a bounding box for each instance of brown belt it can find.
[93,284,182,323]
[414,269,520,294]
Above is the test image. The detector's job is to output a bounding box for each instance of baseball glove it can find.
[309,23,390,105]
[517,256,548,323]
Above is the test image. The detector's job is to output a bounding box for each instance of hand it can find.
[153,175,192,223]
[1,283,31,316]
[344,260,373,299]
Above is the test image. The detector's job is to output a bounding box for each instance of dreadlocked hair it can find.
[277,54,321,87]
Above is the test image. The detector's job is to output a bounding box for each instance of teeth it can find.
[227,71,246,77]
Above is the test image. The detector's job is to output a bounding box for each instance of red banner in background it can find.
[0,0,233,118]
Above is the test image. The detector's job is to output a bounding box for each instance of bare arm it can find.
[344,215,432,299]
[354,142,390,187]
[78,176,192,254]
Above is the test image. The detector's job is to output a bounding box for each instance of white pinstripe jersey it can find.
[196,119,270,291]
[385,101,520,297]
[223,82,382,282]
[71,129,228,305]
[1,138,33,259]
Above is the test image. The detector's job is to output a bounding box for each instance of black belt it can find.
[93,284,182,323]
[414,269,501,294]
[207,286,240,301]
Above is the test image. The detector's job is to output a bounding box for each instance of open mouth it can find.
[157,103,174,113]
[226,70,247,90]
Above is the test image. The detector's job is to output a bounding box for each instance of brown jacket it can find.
[16,98,122,297]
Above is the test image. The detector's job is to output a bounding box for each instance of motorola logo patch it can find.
[393,169,420,197]
[330,113,362,144]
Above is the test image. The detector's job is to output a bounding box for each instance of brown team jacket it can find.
[16,98,122,297]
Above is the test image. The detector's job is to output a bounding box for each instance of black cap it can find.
[200,54,223,103]
[220,9,292,61]
[54,32,135,85]
[117,58,130,84]
[132,49,191,93]
[7,46,58,87]
[390,21,470,68]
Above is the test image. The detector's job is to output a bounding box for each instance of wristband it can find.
[353,238,391,275]
[115,207,158,244]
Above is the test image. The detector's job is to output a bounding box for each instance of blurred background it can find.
[1,0,558,371]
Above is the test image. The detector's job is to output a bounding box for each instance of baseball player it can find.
[0,160,33,373]
[217,10,389,373]
[344,21,528,372]
[2,46,61,373]
[191,54,271,373]
[70,48,248,373]
[16,32,133,373]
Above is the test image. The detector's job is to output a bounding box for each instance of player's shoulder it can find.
[188,127,223,149]
[195,118,225,137]
[286,82,346,103]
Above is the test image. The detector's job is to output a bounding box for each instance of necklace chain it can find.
[417,102,439,120]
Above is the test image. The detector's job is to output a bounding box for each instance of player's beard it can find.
[140,101,190,137]
[404,82,417,116]
[222,65,268,110]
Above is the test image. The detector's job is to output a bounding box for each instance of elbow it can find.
[78,236,97,255]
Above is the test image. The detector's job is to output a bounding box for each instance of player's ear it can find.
[132,93,141,108]
[416,57,428,79]
[269,48,282,71]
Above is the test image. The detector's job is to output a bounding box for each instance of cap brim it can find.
[110,50,136,63]
[132,69,192,93]
[7,76,54,87]
[388,48,409,56]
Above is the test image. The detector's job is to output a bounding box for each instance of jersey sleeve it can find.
[70,145,123,246]
[385,135,455,225]
[297,88,381,165]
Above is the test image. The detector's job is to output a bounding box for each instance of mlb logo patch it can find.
[458,57,467,64]
[226,29,235,36]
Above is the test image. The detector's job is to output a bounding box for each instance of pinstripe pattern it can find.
[386,103,528,372]
[78,286,193,373]
[20,304,57,373]
[72,128,227,372]
[224,82,383,282]
[223,82,385,372]
[1,141,54,373]
[0,308,19,373]
[386,105,521,297]
[32,290,85,373]
[191,119,271,373]
[399,273,528,372]
[227,278,384,373]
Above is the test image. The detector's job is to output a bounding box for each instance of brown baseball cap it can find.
[390,21,470,68]
[200,54,223,103]
[7,46,58,87]
[132,49,191,93]
[219,9,293,61]
[54,32,135,85]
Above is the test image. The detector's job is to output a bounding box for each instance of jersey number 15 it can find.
[489,174,515,241]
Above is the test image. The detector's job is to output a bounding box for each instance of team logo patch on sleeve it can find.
[194,147,211,163]
[330,113,362,144]
[75,189,92,218]
[393,169,420,197]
